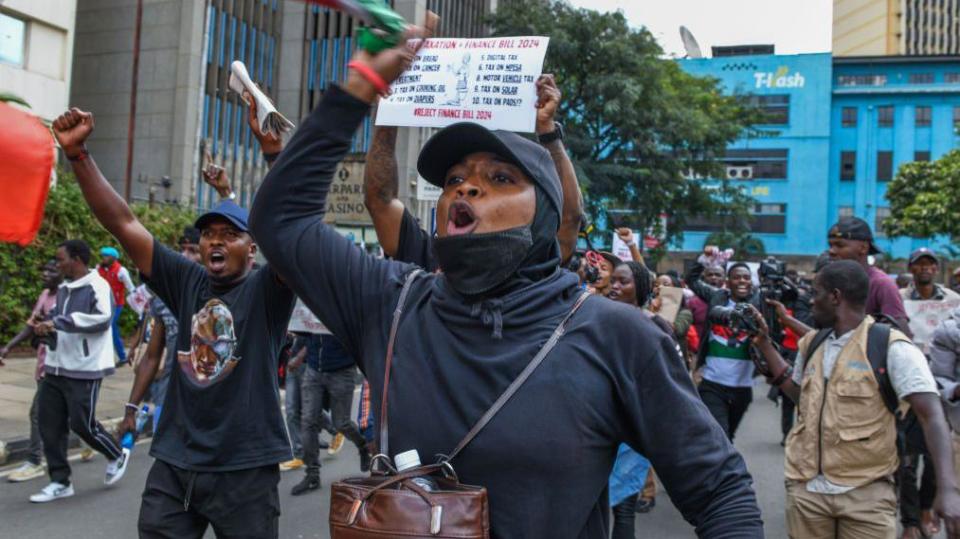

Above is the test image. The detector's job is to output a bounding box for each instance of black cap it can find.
[909,247,939,265]
[195,200,249,233]
[828,216,880,255]
[814,251,832,272]
[416,123,562,217]
[179,226,200,245]
[598,251,622,269]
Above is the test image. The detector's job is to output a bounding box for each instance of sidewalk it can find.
[0,354,134,464]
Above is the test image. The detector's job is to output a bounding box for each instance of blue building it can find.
[676,52,960,260]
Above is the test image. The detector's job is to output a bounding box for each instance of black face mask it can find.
[433,226,534,297]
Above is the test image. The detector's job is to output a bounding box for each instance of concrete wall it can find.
[70,0,205,203]
[0,0,77,121]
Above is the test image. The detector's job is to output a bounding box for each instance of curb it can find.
[0,416,149,467]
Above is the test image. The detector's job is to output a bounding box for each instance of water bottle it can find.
[121,404,151,450]
[394,449,438,492]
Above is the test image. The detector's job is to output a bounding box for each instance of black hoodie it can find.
[250,85,763,538]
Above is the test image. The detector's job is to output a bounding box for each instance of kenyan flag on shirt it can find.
[706,325,751,361]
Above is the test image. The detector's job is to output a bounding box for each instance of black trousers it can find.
[611,493,638,539]
[138,459,280,539]
[698,379,753,441]
[38,374,123,485]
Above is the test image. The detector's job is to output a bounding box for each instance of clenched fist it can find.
[52,108,94,158]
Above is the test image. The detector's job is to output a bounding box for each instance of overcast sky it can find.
[565,0,833,58]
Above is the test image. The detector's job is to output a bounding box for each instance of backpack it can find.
[803,318,898,416]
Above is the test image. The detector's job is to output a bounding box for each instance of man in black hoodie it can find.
[250,38,763,538]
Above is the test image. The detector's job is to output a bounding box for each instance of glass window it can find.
[909,73,934,84]
[842,107,857,127]
[915,151,931,162]
[838,206,854,218]
[946,73,960,83]
[875,207,891,236]
[750,203,787,234]
[841,151,856,181]
[746,95,790,125]
[953,106,960,128]
[915,106,931,127]
[877,151,893,181]
[0,12,26,66]
[837,74,887,86]
[878,106,894,127]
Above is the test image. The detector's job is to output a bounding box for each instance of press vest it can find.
[784,316,910,488]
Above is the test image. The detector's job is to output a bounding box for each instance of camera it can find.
[758,257,798,304]
[711,302,761,339]
[568,251,599,284]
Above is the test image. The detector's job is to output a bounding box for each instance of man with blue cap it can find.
[51,104,296,536]
[97,245,135,365]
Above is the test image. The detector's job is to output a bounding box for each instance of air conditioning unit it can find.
[726,166,753,180]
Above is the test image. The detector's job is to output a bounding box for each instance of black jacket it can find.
[250,85,763,538]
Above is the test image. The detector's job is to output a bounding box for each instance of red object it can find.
[98,261,127,307]
[781,308,799,351]
[685,324,700,353]
[0,102,54,246]
[347,60,390,95]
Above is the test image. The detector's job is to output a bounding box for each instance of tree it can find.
[883,151,960,241]
[488,1,761,258]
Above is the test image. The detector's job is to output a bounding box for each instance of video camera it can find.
[757,257,798,304]
[567,251,600,284]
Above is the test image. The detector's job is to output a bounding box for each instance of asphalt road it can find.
[0,384,930,538]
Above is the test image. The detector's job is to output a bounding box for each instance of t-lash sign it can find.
[376,37,550,132]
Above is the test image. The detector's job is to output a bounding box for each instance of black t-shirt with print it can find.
[144,240,295,471]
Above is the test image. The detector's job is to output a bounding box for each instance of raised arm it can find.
[363,125,406,256]
[52,109,154,277]
[615,228,646,266]
[536,74,582,263]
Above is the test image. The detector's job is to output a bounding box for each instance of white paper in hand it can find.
[228,60,294,137]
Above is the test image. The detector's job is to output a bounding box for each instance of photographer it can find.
[686,247,763,440]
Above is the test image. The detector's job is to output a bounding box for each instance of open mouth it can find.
[447,200,479,236]
[208,251,227,273]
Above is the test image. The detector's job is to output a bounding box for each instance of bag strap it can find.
[804,328,832,360]
[866,322,898,415]
[445,291,591,463]
[378,270,423,458]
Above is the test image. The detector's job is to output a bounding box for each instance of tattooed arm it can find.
[364,125,407,257]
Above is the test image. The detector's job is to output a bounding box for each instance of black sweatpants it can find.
[38,374,122,485]
[698,379,753,441]
[138,459,280,539]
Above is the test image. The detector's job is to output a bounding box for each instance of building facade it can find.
[1,0,77,122]
[677,52,959,261]
[835,0,960,56]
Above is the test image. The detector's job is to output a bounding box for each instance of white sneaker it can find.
[104,448,130,485]
[8,461,46,483]
[29,482,74,503]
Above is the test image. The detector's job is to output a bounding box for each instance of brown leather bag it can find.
[329,271,590,538]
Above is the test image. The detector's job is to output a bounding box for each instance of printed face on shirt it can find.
[199,219,255,285]
[435,152,536,238]
[608,265,637,305]
[177,298,239,386]
[909,257,938,286]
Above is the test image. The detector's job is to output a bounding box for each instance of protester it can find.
[97,246,136,366]
[0,260,62,482]
[827,216,910,334]
[686,246,762,441]
[931,303,960,474]
[249,37,762,537]
[363,72,583,269]
[29,240,128,503]
[52,100,295,536]
[900,247,960,538]
[687,264,724,345]
[280,333,308,472]
[750,260,960,538]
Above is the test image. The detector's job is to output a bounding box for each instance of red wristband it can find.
[348,61,390,96]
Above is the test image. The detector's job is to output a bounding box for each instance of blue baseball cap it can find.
[194,200,249,233]
[100,246,120,258]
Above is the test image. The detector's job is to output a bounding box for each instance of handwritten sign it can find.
[902,291,960,354]
[376,37,550,132]
[288,299,330,335]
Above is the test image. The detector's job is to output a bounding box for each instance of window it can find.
[875,207,891,236]
[841,107,858,127]
[954,106,960,128]
[915,151,931,162]
[722,149,788,180]
[840,151,856,181]
[915,106,932,127]
[878,106,894,127]
[750,204,787,234]
[0,12,26,66]
[837,74,887,86]
[877,151,893,181]
[746,95,790,125]
[946,73,960,83]
[838,206,854,218]
[909,73,934,84]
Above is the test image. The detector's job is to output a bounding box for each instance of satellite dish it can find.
[679,26,703,59]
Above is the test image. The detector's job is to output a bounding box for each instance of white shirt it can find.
[791,327,938,494]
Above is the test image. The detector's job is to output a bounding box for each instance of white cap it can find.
[394,449,422,472]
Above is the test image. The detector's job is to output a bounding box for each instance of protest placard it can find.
[375,37,550,132]
[903,294,960,354]
[288,299,329,334]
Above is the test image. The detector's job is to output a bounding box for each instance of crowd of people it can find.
[6,19,960,539]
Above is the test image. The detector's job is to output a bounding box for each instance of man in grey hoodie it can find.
[29,239,128,503]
